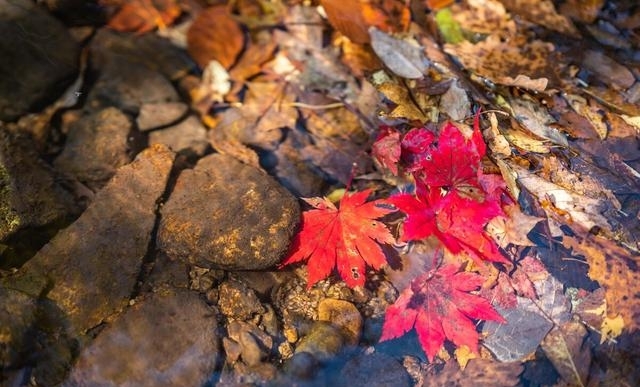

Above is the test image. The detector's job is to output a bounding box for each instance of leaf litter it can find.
[104,0,640,384]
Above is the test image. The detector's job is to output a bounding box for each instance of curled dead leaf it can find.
[187,6,244,69]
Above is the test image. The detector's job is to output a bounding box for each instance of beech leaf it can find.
[280,189,396,288]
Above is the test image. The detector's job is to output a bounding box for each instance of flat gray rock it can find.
[157,153,300,270]
[0,0,79,121]
[65,288,219,387]
[23,144,175,333]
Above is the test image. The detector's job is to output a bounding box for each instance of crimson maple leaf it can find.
[380,264,505,361]
[389,180,507,264]
[371,126,401,175]
[413,122,486,205]
[280,189,396,288]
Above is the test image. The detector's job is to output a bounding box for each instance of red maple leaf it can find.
[413,122,486,205]
[280,189,396,288]
[380,264,505,361]
[389,180,507,264]
[371,126,402,175]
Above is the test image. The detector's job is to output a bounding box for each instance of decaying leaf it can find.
[369,27,429,79]
[105,0,181,34]
[509,97,568,147]
[541,320,592,387]
[500,0,578,36]
[439,80,470,121]
[565,233,640,332]
[510,164,614,233]
[375,79,430,122]
[187,6,244,69]
[320,0,370,44]
[483,275,571,362]
[486,203,544,248]
[444,35,556,92]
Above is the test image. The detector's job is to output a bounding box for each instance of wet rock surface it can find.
[54,107,133,190]
[22,144,175,334]
[65,288,219,387]
[157,152,300,270]
[0,129,79,247]
[0,0,79,121]
[0,6,419,387]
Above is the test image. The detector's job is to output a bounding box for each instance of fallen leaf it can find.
[105,0,181,34]
[483,275,571,361]
[375,79,430,122]
[511,164,614,233]
[565,233,640,332]
[444,35,556,92]
[486,204,544,248]
[280,189,396,288]
[439,80,470,121]
[187,6,244,69]
[369,27,428,79]
[509,97,569,147]
[380,264,506,361]
[500,0,578,36]
[320,0,370,44]
[371,126,401,175]
[541,320,591,387]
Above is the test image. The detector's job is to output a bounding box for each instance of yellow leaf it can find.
[455,345,478,370]
[600,315,624,343]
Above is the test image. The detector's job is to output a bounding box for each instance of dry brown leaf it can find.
[444,35,556,92]
[369,27,428,79]
[486,204,544,248]
[187,6,244,69]
[483,112,512,156]
[451,0,516,38]
[559,0,605,23]
[509,97,568,147]
[439,80,469,121]
[375,79,430,122]
[321,0,410,44]
[423,358,523,387]
[500,0,578,36]
[539,156,621,210]
[320,0,370,44]
[565,234,640,332]
[541,320,591,387]
[105,0,181,34]
[511,164,614,233]
[336,37,383,78]
[502,127,551,153]
[229,37,277,84]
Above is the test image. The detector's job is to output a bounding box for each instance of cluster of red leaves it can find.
[281,119,508,360]
[374,120,509,360]
[377,121,510,265]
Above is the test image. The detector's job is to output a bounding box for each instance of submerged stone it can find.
[65,288,219,387]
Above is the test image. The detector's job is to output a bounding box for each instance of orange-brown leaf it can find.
[187,6,244,69]
[106,0,181,34]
